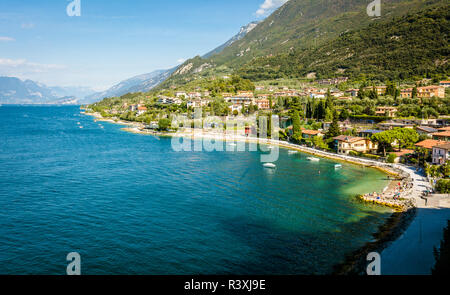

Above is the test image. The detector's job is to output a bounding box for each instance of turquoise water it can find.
[0,106,391,275]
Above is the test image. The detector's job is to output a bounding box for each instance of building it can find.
[439,81,450,88]
[302,130,324,139]
[358,130,383,138]
[376,107,398,117]
[400,88,413,99]
[432,142,450,165]
[378,122,414,131]
[158,97,182,105]
[432,131,450,141]
[221,92,234,98]
[365,86,387,96]
[226,97,254,106]
[310,92,326,99]
[188,92,202,99]
[129,104,138,112]
[417,86,445,99]
[137,106,147,116]
[255,86,265,91]
[317,77,348,85]
[187,100,210,108]
[345,89,359,97]
[274,90,298,97]
[416,126,438,137]
[415,139,446,151]
[255,99,272,110]
[236,91,254,98]
[333,136,378,155]
[256,94,271,99]
[175,91,187,98]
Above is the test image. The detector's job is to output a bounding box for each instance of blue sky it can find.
[0,0,287,90]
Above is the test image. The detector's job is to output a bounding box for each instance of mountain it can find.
[87,68,176,101]
[203,21,261,58]
[49,86,96,101]
[0,76,100,104]
[239,3,450,81]
[0,77,59,104]
[154,0,448,90]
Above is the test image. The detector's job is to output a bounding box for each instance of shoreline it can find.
[82,111,432,274]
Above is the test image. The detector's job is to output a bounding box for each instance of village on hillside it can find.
[87,77,450,193]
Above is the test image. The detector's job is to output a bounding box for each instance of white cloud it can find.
[256,0,289,16]
[0,58,66,75]
[0,36,15,42]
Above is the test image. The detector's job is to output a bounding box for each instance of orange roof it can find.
[433,131,450,137]
[438,127,450,132]
[333,135,365,143]
[415,139,446,149]
[138,106,147,111]
[302,130,322,135]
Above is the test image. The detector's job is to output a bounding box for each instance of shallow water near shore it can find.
[0,105,392,274]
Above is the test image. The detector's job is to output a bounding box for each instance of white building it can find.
[432,142,450,165]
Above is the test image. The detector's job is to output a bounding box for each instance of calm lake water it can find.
[0,105,391,274]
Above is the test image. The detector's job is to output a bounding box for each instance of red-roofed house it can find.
[302,130,324,139]
[440,81,450,88]
[415,139,446,150]
[137,106,147,116]
[333,136,378,155]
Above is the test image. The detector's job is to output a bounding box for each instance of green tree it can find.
[158,118,171,131]
[291,110,302,143]
[372,131,394,156]
[326,114,341,138]
[412,86,418,99]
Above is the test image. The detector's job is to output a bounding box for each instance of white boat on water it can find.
[288,150,298,155]
[263,163,276,169]
[307,157,320,162]
[335,164,343,169]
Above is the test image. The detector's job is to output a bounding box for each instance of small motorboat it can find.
[288,150,298,155]
[307,157,320,162]
[335,164,343,169]
[263,163,276,169]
